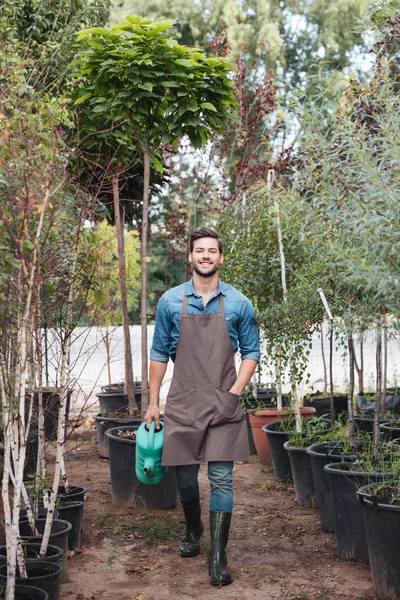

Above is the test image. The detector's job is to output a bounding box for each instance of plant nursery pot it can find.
[96,389,142,415]
[27,390,72,442]
[248,406,316,465]
[0,561,62,600]
[14,585,49,600]
[357,482,400,600]
[303,394,348,421]
[55,501,84,550]
[56,485,87,503]
[19,508,59,522]
[380,421,400,442]
[306,441,357,532]
[0,543,63,566]
[105,425,177,509]
[95,414,141,458]
[324,462,392,564]
[19,519,72,565]
[284,442,317,508]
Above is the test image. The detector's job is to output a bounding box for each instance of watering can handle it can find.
[147,419,155,450]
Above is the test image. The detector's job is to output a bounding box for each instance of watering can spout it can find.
[143,457,155,479]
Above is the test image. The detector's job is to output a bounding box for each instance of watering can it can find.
[135,420,168,484]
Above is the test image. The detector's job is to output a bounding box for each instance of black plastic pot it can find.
[94,414,141,458]
[0,561,62,600]
[96,389,141,415]
[56,485,87,503]
[380,422,400,442]
[55,501,84,550]
[240,391,289,411]
[357,482,400,600]
[262,421,293,482]
[306,441,356,532]
[284,442,317,508]
[19,519,72,565]
[0,543,63,566]
[19,508,59,522]
[303,394,348,421]
[27,390,71,442]
[324,462,392,564]
[15,585,49,600]
[105,425,177,509]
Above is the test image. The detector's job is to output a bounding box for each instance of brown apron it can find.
[162,290,249,466]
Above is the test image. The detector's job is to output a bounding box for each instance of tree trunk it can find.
[104,326,112,386]
[321,322,327,394]
[352,336,364,395]
[112,175,136,414]
[275,344,283,411]
[329,328,335,427]
[140,148,151,419]
[374,326,382,458]
[348,333,356,449]
[383,320,388,410]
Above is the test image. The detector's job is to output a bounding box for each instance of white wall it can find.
[44,326,400,415]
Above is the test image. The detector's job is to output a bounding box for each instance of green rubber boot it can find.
[207,511,233,586]
[179,497,204,557]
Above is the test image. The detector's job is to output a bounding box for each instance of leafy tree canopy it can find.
[112,0,370,97]
[74,16,236,150]
[0,0,111,90]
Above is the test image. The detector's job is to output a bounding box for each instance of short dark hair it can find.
[190,228,223,253]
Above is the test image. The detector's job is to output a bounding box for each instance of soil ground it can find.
[9,420,378,600]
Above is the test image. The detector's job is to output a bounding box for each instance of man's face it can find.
[189,237,223,279]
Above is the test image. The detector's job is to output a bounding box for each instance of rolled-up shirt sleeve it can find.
[238,298,260,362]
[150,294,171,362]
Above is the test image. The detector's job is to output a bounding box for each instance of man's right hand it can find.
[144,404,161,430]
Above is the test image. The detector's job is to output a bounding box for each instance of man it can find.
[145,227,260,586]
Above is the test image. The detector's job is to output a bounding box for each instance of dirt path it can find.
[42,424,377,600]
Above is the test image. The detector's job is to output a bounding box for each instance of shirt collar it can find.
[186,278,227,297]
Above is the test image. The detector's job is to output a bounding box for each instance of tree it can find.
[112,0,369,98]
[0,47,96,598]
[75,16,237,414]
[0,0,111,91]
[84,220,141,385]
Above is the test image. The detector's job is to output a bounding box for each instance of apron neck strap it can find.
[181,286,224,314]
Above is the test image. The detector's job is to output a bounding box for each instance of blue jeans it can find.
[175,462,234,512]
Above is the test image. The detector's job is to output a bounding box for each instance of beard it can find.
[192,262,219,278]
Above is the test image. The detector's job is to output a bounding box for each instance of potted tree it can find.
[85,220,142,457]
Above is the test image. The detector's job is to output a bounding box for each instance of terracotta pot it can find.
[247,407,316,464]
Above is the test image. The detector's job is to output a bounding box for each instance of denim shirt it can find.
[150,278,260,363]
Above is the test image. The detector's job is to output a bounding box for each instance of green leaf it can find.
[22,240,35,254]
[201,102,217,112]
[160,81,181,88]
[148,20,175,32]
[160,133,175,145]
[152,156,164,173]
[74,92,92,105]
[175,59,192,68]
[139,82,154,92]
[187,99,199,112]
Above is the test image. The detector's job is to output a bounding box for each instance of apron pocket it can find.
[165,385,197,427]
[214,387,245,424]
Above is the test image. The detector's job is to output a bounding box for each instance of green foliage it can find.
[112,0,367,99]
[0,0,111,91]
[299,65,400,316]
[83,220,141,326]
[143,513,174,542]
[219,182,325,386]
[284,415,337,448]
[74,16,236,151]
